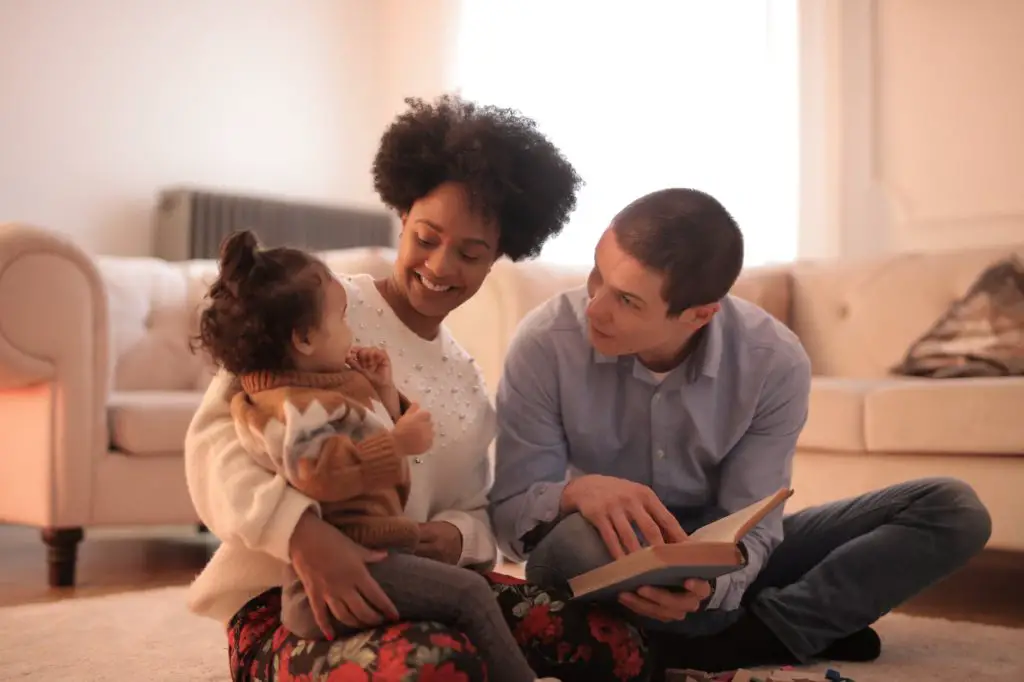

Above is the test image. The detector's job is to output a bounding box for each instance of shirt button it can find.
[652,393,660,403]
[414,457,423,464]
[656,449,665,459]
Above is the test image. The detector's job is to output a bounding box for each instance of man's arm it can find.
[488,328,569,562]
[706,346,812,611]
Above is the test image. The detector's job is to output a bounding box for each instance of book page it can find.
[688,488,793,544]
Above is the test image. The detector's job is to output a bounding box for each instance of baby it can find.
[194,230,557,682]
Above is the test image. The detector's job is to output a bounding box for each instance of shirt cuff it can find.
[260,488,320,564]
[431,510,497,571]
[706,572,733,610]
[517,480,567,547]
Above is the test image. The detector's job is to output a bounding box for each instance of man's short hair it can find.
[611,188,744,316]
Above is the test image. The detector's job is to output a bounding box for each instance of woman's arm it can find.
[428,404,499,571]
[188,371,399,636]
[184,370,318,563]
[289,509,398,637]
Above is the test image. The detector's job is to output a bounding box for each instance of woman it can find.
[185,94,652,682]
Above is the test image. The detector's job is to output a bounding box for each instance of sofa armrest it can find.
[0,223,109,527]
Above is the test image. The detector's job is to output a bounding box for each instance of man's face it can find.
[585,228,715,362]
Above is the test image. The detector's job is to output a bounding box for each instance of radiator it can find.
[154,187,395,261]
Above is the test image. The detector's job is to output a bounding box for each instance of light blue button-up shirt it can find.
[488,285,812,611]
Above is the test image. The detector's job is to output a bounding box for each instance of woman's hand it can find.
[415,521,463,565]
[288,511,399,639]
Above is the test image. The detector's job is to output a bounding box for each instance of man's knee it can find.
[525,513,613,590]
[918,477,992,557]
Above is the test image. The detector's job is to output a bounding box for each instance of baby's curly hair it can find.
[193,231,328,375]
[373,94,583,261]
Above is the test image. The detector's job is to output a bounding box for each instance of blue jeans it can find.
[525,477,992,661]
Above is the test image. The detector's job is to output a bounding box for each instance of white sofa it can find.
[0,222,1020,586]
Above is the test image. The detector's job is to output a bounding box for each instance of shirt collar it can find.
[590,309,724,384]
[689,311,723,380]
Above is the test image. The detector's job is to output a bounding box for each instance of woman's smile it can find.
[413,270,456,294]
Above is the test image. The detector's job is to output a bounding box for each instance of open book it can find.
[569,488,793,601]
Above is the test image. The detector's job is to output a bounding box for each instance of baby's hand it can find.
[347,346,393,388]
[393,403,434,456]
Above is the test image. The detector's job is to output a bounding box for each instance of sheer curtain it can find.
[454,1,800,268]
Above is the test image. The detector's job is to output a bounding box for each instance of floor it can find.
[1,523,1022,629]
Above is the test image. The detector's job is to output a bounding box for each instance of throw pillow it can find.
[892,255,1024,378]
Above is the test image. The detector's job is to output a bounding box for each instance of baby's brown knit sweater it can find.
[230,368,420,552]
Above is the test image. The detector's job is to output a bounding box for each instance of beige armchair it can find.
[0,223,396,586]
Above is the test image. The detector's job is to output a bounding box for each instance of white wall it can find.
[802,0,1024,261]
[11,0,1016,262]
[0,0,388,256]
[381,0,1024,265]
[377,0,463,129]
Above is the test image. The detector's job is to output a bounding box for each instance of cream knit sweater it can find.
[184,274,498,625]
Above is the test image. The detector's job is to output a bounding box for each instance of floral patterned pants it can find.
[227,572,652,682]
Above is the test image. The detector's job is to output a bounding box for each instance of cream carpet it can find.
[0,587,1020,681]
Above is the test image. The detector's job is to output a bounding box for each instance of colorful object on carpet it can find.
[666,666,853,682]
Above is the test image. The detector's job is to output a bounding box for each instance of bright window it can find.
[455,1,800,268]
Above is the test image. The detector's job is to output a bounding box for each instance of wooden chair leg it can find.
[41,527,84,588]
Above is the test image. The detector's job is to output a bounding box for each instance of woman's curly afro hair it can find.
[372,94,583,262]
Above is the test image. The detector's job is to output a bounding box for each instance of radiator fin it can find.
[155,188,394,260]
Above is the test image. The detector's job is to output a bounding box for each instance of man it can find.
[487,188,992,674]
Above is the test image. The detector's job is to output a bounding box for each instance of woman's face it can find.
[393,182,500,319]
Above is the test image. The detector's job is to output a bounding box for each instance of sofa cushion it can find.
[108,391,204,455]
[789,243,1024,378]
[892,256,1024,379]
[864,377,1024,455]
[798,378,873,452]
[99,247,398,393]
[99,257,219,393]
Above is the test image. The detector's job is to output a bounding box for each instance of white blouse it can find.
[340,273,497,564]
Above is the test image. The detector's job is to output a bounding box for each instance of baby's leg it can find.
[364,553,542,682]
[280,566,326,640]
[280,555,547,681]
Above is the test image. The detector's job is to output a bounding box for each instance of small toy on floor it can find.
[665,666,853,682]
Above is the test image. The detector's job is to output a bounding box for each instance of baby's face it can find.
[291,273,353,372]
